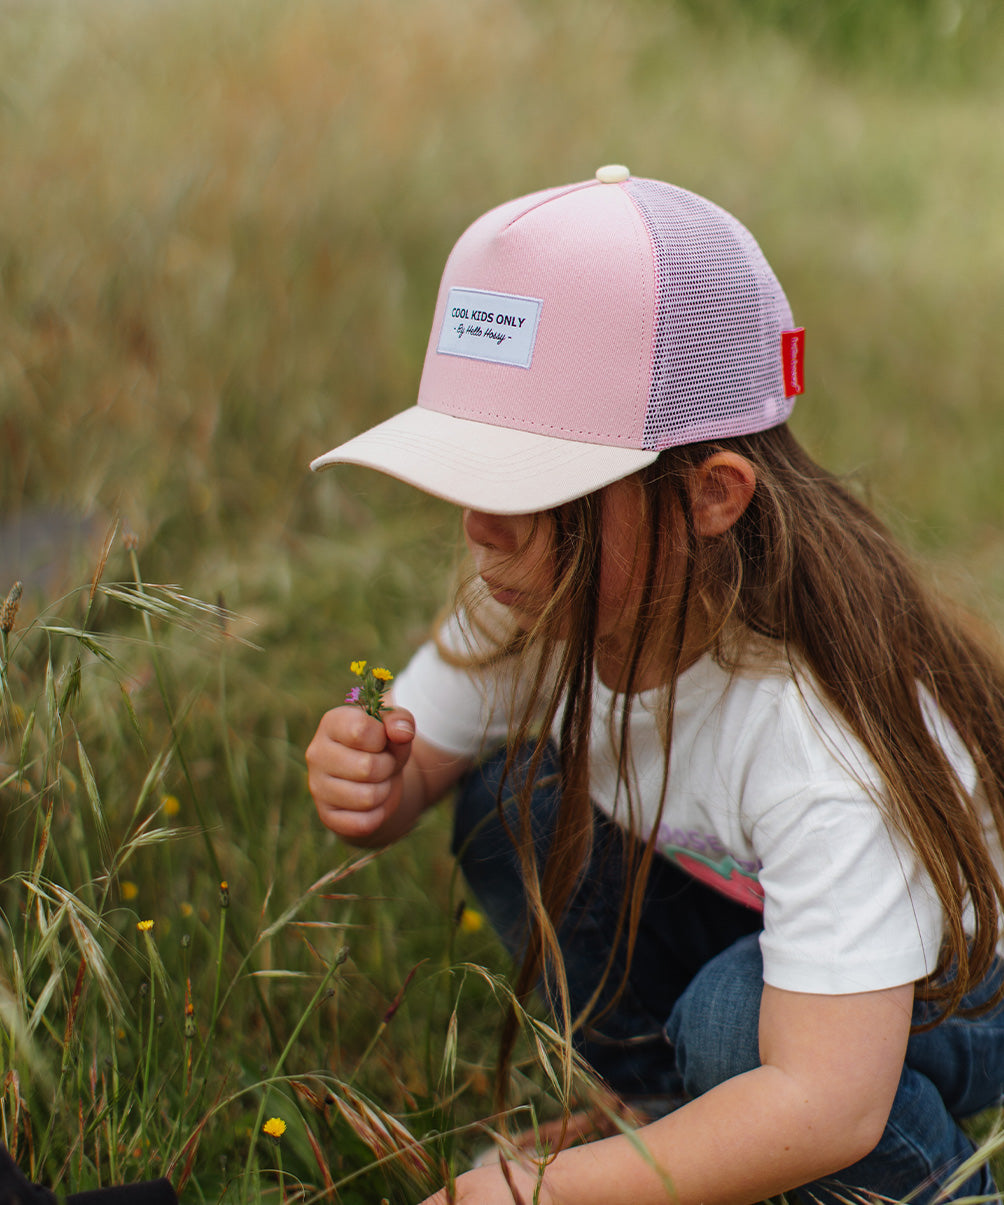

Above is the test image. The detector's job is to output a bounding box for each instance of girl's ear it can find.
[688,452,757,537]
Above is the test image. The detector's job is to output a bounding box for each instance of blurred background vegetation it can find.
[1,0,1002,1199]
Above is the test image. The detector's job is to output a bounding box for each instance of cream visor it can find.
[310,405,657,515]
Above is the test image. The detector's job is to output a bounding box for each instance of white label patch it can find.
[437,287,543,368]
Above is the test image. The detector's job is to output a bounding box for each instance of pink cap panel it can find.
[417,181,656,451]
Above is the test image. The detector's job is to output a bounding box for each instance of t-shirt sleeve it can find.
[391,620,520,757]
[745,685,945,995]
[752,781,944,994]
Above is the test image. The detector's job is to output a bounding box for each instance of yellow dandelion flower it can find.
[459,907,484,934]
[121,881,139,901]
[350,660,367,676]
[263,1117,286,1140]
[161,794,180,817]
[371,667,394,682]
[180,902,193,918]
[137,919,154,932]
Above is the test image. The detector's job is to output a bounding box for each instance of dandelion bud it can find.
[219,880,230,908]
[1,582,23,635]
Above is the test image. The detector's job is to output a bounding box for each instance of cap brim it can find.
[310,406,658,515]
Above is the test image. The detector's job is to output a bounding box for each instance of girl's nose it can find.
[462,509,516,553]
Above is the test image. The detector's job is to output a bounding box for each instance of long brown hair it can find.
[446,422,1004,1114]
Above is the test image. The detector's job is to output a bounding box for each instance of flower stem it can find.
[242,947,349,1194]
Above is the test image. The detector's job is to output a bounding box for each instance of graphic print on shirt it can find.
[656,822,765,911]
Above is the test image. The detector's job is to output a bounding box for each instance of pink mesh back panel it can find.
[623,179,795,450]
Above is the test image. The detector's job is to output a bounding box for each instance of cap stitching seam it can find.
[621,184,656,449]
[427,405,637,443]
[497,179,598,236]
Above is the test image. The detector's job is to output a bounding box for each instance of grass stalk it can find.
[127,549,225,888]
[189,885,229,1115]
[139,928,158,1163]
[241,946,350,1195]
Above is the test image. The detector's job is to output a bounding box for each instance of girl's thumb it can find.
[383,709,416,745]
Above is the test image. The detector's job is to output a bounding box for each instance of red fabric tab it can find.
[781,328,805,398]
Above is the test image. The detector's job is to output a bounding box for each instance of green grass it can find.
[0,564,575,1202]
[1,0,1003,1199]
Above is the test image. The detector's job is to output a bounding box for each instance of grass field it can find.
[2,0,1004,1200]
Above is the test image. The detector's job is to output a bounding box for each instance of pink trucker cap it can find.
[311,165,804,514]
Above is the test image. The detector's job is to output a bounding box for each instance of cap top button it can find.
[595,164,630,184]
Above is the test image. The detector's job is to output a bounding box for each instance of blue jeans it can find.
[452,744,1004,1204]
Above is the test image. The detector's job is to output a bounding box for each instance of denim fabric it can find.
[452,740,762,1100]
[453,743,1004,1204]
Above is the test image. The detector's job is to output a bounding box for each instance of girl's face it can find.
[462,453,755,688]
[462,477,673,685]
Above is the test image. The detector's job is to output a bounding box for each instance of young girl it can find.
[306,166,1004,1205]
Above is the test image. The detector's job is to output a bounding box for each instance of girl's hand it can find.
[424,981,915,1205]
[306,704,416,844]
[420,1159,551,1205]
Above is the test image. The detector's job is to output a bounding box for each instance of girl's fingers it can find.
[307,711,393,782]
[306,705,416,837]
[324,743,399,785]
[316,800,391,841]
[316,773,394,812]
[316,704,390,752]
[312,771,398,838]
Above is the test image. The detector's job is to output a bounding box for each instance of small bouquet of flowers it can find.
[345,659,394,718]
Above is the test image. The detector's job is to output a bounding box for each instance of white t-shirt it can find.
[393,628,985,996]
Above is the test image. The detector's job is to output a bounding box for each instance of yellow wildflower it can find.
[121,881,139,901]
[459,907,484,934]
[137,919,154,932]
[263,1117,286,1140]
[347,658,395,717]
[161,794,181,817]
